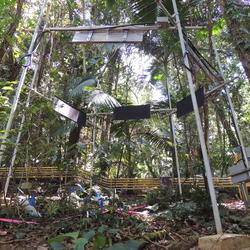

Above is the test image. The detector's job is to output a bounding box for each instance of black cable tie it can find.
[182,51,194,74]
[182,62,193,73]
[20,54,32,67]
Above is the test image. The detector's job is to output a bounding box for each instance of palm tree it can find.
[65,77,121,168]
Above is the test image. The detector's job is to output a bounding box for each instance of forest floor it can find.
[0,181,249,250]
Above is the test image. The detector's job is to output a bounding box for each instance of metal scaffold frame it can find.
[169,0,223,234]
[0,0,248,235]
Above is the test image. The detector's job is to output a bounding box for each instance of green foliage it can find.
[189,188,212,215]
[0,81,17,123]
[48,231,88,250]
[69,78,97,98]
[103,240,146,250]
[147,188,174,209]
[48,226,130,250]
[170,201,197,218]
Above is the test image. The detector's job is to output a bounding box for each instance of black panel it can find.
[177,88,205,118]
[113,104,151,120]
[53,96,86,126]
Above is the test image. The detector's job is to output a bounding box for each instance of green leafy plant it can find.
[48,226,123,250]
[48,231,88,250]
[103,240,146,250]
[147,188,174,209]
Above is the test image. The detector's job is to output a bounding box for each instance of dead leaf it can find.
[0,231,7,236]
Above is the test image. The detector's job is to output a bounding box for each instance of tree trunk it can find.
[0,0,25,63]
[145,159,157,178]
[67,125,82,159]
[219,0,250,81]
[212,98,238,147]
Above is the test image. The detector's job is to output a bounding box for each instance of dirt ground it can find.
[0,199,249,249]
[0,182,249,250]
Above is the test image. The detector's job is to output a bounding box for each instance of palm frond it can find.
[106,0,116,8]
[69,79,96,97]
[131,0,158,23]
[130,0,199,23]
[142,129,173,151]
[88,90,121,109]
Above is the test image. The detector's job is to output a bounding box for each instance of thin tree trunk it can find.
[67,125,82,159]
[219,0,250,81]
[212,99,238,147]
[0,0,25,63]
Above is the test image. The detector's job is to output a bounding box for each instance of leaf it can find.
[48,232,79,245]
[153,74,163,80]
[2,86,14,90]
[103,240,146,250]
[50,242,66,250]
[146,203,159,211]
[92,233,107,249]
[106,0,116,7]
[83,86,96,90]
[69,79,96,97]
[73,238,88,250]
[15,232,26,239]
[155,210,173,220]
[98,225,107,233]
[88,90,121,109]
[107,228,121,234]
[59,232,80,240]
[83,230,95,240]
[0,230,7,236]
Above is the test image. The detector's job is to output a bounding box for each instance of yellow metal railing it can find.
[0,166,244,192]
[0,166,85,179]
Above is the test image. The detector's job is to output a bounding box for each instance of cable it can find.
[156,0,222,83]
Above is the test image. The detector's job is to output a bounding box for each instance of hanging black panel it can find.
[53,96,86,126]
[112,104,151,120]
[176,88,205,118]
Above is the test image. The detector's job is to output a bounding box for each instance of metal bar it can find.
[3,1,50,196]
[24,86,52,101]
[170,0,223,234]
[4,50,45,196]
[205,77,238,97]
[21,26,206,33]
[166,78,182,196]
[90,109,97,188]
[0,0,49,169]
[211,37,249,171]
[157,0,176,25]
[86,108,176,116]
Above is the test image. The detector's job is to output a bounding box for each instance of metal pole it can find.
[166,78,182,196]
[4,57,42,196]
[0,0,49,168]
[90,109,97,188]
[171,0,223,233]
[22,25,206,33]
[4,2,51,196]
[211,37,249,170]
